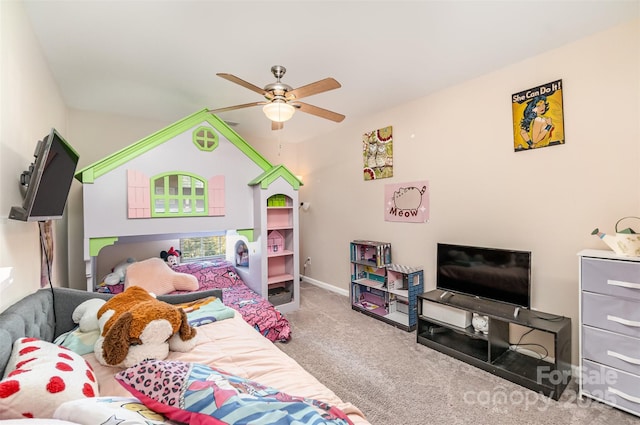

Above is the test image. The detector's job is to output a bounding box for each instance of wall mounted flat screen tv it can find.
[8,128,79,222]
[436,243,531,308]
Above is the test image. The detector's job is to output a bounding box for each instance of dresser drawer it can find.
[582,292,640,338]
[583,326,640,376]
[582,359,640,416]
[581,257,640,301]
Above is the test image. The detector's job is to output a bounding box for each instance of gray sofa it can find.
[0,286,221,377]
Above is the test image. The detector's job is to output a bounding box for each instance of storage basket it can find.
[268,287,292,305]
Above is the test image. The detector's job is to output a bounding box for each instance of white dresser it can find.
[579,249,640,417]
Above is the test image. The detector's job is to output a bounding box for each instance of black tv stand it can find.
[439,290,453,300]
[417,289,572,400]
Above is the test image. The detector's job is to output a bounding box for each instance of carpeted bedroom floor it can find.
[276,281,640,425]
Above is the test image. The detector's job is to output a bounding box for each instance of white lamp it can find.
[263,100,295,123]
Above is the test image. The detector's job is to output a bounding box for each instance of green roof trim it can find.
[90,237,119,257]
[248,164,303,190]
[75,109,273,183]
[237,229,255,242]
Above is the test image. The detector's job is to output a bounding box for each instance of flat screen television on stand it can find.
[436,243,532,313]
[8,128,79,222]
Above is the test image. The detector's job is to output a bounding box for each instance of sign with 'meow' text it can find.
[384,180,429,223]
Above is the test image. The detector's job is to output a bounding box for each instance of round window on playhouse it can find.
[193,126,218,151]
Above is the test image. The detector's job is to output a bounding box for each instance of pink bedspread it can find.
[171,260,291,342]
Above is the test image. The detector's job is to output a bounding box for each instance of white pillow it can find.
[0,420,80,424]
[54,396,180,425]
[0,337,99,419]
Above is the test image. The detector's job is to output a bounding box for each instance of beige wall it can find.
[0,0,68,311]
[293,19,640,363]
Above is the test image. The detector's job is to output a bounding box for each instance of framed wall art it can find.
[363,125,393,180]
[512,79,565,152]
[384,180,429,223]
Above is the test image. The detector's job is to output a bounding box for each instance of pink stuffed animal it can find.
[124,257,198,295]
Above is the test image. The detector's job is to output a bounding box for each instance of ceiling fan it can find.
[209,65,345,131]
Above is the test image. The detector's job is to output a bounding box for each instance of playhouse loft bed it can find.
[74,108,301,314]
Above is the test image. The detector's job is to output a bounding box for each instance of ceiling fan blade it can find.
[217,73,272,98]
[295,102,345,123]
[286,78,341,101]
[208,101,265,114]
[272,121,284,131]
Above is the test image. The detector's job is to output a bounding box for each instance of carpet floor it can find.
[276,282,640,425]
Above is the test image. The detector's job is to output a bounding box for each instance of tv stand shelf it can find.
[417,289,572,400]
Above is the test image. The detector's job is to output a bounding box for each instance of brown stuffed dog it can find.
[94,286,197,368]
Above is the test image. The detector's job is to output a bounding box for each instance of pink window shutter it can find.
[127,170,151,218]
[208,175,225,216]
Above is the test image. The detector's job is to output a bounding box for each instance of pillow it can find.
[115,359,352,425]
[0,337,99,419]
[54,396,179,425]
[124,258,199,295]
[176,296,235,327]
[0,420,81,424]
[53,326,100,355]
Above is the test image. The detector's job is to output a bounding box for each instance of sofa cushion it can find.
[0,338,98,419]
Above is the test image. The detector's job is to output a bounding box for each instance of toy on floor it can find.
[94,286,197,368]
[161,246,182,267]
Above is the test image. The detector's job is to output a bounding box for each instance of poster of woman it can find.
[512,79,565,151]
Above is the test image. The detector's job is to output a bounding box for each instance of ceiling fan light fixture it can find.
[263,100,295,123]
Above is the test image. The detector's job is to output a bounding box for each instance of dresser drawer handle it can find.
[607,350,640,365]
[608,279,640,290]
[608,387,640,405]
[607,315,640,327]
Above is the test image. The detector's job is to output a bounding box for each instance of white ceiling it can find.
[23,0,639,144]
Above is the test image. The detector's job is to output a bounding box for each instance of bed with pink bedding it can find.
[97,259,290,342]
[171,260,291,342]
[86,312,369,424]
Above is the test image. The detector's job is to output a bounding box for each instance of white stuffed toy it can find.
[103,257,136,286]
[72,298,106,332]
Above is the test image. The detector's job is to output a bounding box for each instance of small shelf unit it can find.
[349,240,423,331]
[266,197,295,306]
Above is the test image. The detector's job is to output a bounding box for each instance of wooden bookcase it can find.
[250,177,300,313]
[265,195,297,309]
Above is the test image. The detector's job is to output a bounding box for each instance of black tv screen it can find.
[436,243,531,308]
[8,128,79,222]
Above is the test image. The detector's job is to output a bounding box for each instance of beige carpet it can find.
[277,282,640,425]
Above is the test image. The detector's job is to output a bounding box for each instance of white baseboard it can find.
[301,275,349,297]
